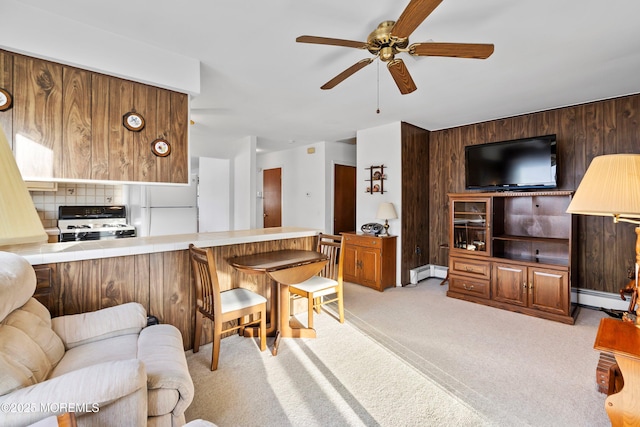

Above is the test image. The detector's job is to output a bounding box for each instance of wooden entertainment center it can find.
[446,191,578,324]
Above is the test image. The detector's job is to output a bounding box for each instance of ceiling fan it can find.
[296,0,494,95]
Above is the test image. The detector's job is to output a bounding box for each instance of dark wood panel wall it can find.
[40,236,315,350]
[428,94,640,293]
[400,122,430,284]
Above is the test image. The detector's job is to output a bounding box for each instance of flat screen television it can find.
[465,135,557,191]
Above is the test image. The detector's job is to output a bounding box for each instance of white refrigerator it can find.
[128,175,199,237]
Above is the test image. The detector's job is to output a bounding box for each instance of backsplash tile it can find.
[30,183,123,228]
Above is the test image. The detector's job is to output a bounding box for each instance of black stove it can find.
[57,206,136,242]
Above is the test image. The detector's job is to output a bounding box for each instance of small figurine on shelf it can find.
[373,184,380,192]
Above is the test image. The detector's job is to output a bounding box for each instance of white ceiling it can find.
[19,0,640,152]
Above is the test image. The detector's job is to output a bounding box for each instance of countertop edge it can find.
[0,227,321,265]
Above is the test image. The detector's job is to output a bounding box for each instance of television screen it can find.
[465,135,557,191]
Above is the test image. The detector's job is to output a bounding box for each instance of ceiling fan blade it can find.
[391,0,443,39]
[296,35,368,49]
[387,59,417,95]
[321,58,374,90]
[410,42,494,59]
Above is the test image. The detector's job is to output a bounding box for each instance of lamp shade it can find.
[0,124,48,245]
[566,154,640,219]
[376,202,398,220]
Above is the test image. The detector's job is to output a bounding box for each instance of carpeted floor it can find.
[185,279,611,426]
[186,312,490,426]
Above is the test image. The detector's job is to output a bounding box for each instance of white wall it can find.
[257,144,324,230]
[1,1,200,95]
[233,137,257,230]
[256,141,356,232]
[356,122,403,286]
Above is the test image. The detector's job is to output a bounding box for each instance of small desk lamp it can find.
[0,124,48,245]
[376,202,398,237]
[566,154,640,310]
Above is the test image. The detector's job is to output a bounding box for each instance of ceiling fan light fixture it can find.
[379,46,395,62]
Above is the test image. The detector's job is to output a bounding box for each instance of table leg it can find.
[272,281,317,355]
[244,279,278,338]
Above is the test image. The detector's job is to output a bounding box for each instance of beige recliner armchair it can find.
[0,251,194,426]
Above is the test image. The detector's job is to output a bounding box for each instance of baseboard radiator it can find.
[409,264,448,285]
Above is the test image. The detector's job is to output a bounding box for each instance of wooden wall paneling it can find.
[575,102,605,291]
[60,260,98,315]
[101,256,136,309]
[62,67,92,179]
[170,91,189,184]
[510,114,536,139]
[400,122,429,284]
[557,107,577,191]
[447,127,464,193]
[610,96,640,290]
[155,88,172,182]
[134,83,157,182]
[13,54,63,179]
[538,108,560,137]
[47,263,61,318]
[0,50,13,146]
[91,74,110,180]
[600,98,622,292]
[428,131,449,266]
[134,254,151,312]
[149,252,165,322]
[475,120,497,145]
[427,94,640,294]
[83,259,102,313]
[458,125,476,190]
[108,77,134,181]
[493,118,512,142]
[162,250,192,349]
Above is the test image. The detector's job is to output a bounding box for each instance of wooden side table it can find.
[594,317,640,426]
[342,233,396,291]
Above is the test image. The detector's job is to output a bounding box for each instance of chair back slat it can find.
[189,244,223,321]
[316,233,344,281]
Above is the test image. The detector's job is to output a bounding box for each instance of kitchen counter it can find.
[0,227,320,265]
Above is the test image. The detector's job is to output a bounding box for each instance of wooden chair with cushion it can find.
[289,233,345,329]
[189,244,267,371]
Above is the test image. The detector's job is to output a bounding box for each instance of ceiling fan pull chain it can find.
[376,60,381,114]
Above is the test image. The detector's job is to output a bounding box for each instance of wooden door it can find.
[263,167,282,227]
[492,263,527,306]
[334,164,356,234]
[528,267,569,315]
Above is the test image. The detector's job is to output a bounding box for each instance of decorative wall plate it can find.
[123,112,145,131]
[151,138,171,157]
[0,88,12,111]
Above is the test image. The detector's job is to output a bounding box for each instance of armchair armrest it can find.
[51,302,147,349]
[0,359,147,427]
